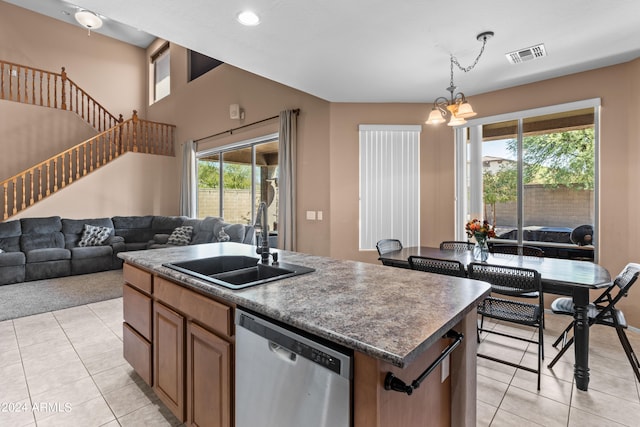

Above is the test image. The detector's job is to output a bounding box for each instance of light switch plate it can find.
[317,211,323,220]
[306,211,316,220]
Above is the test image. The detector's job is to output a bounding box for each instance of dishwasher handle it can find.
[384,329,463,396]
[269,341,297,362]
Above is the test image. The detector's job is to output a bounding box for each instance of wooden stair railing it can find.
[1,111,176,220]
[0,60,119,132]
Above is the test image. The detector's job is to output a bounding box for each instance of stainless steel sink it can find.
[163,255,315,290]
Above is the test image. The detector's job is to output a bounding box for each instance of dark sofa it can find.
[0,215,254,286]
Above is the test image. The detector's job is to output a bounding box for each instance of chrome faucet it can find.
[256,202,276,264]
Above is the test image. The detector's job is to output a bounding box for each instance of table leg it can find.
[572,288,590,391]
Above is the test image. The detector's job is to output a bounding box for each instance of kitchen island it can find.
[119,242,490,427]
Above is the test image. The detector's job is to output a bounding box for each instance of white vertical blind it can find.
[359,125,421,250]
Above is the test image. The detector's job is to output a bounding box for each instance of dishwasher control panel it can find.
[237,310,351,377]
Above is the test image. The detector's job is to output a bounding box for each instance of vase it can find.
[473,236,489,262]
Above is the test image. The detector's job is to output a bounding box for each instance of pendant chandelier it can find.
[425,31,494,126]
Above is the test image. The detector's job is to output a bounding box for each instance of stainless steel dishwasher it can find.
[235,308,352,427]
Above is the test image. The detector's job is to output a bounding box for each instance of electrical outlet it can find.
[441,355,450,382]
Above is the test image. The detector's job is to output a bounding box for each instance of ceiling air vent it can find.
[506,44,547,64]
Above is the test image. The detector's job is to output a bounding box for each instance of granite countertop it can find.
[119,242,491,368]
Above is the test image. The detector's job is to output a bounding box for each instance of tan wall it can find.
[329,60,640,325]
[329,104,456,263]
[0,1,147,117]
[11,152,179,220]
[145,43,332,256]
[0,101,96,180]
[0,2,168,220]
[4,2,640,324]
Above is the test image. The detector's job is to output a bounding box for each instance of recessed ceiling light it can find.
[237,10,260,26]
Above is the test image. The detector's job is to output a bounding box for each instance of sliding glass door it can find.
[197,134,279,229]
[456,100,599,259]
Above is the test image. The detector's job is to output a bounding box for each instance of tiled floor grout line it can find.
[75,303,158,426]
[50,308,122,427]
[12,319,38,427]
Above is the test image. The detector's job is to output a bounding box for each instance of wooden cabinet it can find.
[123,323,152,386]
[122,264,153,386]
[123,265,234,426]
[154,302,186,421]
[187,321,231,427]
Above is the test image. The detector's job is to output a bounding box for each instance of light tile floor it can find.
[1,298,639,426]
[477,313,640,426]
[0,299,182,427]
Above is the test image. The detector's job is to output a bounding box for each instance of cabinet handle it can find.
[384,330,463,396]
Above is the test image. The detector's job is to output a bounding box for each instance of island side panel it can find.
[353,339,450,427]
[353,310,477,427]
[451,310,477,427]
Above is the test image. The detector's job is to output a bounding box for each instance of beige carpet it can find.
[0,269,123,321]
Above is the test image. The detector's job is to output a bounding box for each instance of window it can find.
[197,134,279,229]
[188,50,223,82]
[455,100,599,259]
[359,125,420,250]
[152,44,170,102]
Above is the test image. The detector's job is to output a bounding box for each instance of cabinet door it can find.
[154,302,185,422]
[187,322,231,427]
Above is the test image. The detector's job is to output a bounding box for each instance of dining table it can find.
[378,246,612,391]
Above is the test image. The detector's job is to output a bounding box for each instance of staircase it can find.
[0,60,176,220]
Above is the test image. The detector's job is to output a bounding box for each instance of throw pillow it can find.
[78,224,113,247]
[167,226,193,246]
[0,248,4,253]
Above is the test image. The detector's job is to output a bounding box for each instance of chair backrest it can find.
[491,244,544,257]
[613,263,640,293]
[409,256,466,277]
[376,239,403,256]
[468,263,541,298]
[439,241,473,252]
[588,263,640,327]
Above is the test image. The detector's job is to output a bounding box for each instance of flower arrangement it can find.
[465,219,496,242]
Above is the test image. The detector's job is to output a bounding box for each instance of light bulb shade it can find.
[447,115,467,126]
[75,10,103,29]
[456,101,477,119]
[426,108,446,125]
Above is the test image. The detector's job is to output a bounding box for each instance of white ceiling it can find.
[9,0,640,103]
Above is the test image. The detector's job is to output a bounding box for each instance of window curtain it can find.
[358,125,421,249]
[278,110,298,251]
[180,140,197,217]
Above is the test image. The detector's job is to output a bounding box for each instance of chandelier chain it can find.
[448,36,489,89]
[451,36,489,73]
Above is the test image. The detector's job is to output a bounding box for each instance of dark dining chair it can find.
[469,262,544,390]
[488,243,545,326]
[439,241,474,252]
[547,262,640,382]
[408,256,466,278]
[376,239,404,267]
[490,244,544,257]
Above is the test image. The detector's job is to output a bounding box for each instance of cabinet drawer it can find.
[155,277,232,337]
[123,263,152,294]
[123,323,152,386]
[123,284,152,341]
